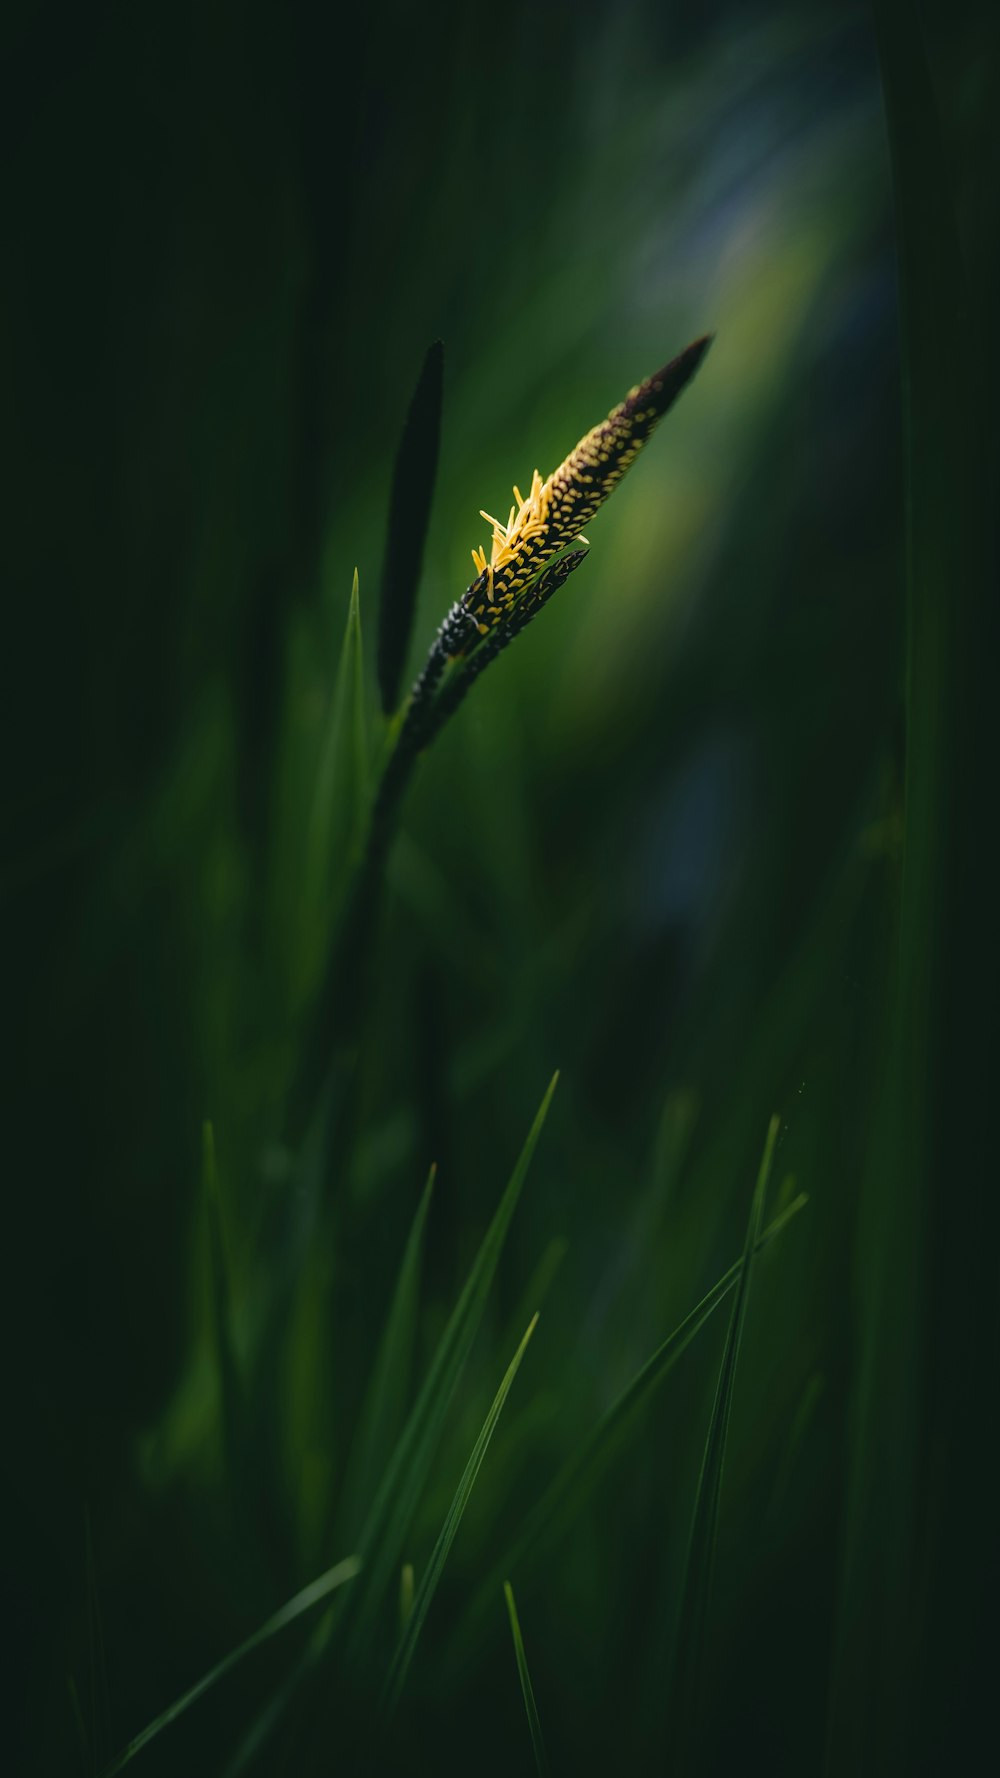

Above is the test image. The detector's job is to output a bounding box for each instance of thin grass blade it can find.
[68,1673,89,1766]
[345,1074,559,1655]
[500,1234,568,1360]
[399,1564,415,1631]
[336,1165,436,1544]
[467,1185,807,1624]
[378,340,444,713]
[666,1114,779,1765]
[767,1371,826,1524]
[230,1075,558,1765]
[306,567,369,922]
[504,1580,551,1778]
[286,571,371,1136]
[382,1317,540,1720]
[98,1556,361,1776]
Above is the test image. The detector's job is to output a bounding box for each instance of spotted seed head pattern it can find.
[454,335,712,652]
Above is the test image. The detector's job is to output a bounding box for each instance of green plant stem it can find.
[287,550,586,1146]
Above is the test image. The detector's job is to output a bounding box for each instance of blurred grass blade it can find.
[504,1581,551,1778]
[382,1317,540,1720]
[98,1556,361,1776]
[85,1507,110,1770]
[378,339,444,713]
[830,5,987,1770]
[767,1371,825,1524]
[203,1121,245,1498]
[500,1233,568,1359]
[336,1166,436,1544]
[307,568,369,921]
[399,1563,415,1631]
[68,1673,89,1765]
[223,1073,556,1765]
[286,571,371,1135]
[346,1074,559,1653]
[469,1185,807,1617]
[667,1114,778,1764]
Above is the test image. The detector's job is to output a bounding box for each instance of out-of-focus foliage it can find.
[4,0,996,1773]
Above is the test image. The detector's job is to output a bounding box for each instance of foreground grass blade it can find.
[382,1317,540,1720]
[347,1074,559,1653]
[307,567,369,914]
[504,1581,551,1778]
[98,1556,361,1776]
[667,1114,778,1765]
[469,1185,807,1619]
[336,1166,436,1544]
[227,1076,558,1771]
[378,339,444,713]
[287,571,371,1135]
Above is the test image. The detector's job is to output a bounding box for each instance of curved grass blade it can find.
[306,567,369,917]
[223,1078,559,1768]
[666,1114,779,1766]
[336,1165,436,1545]
[98,1556,361,1776]
[504,1581,551,1778]
[466,1185,807,1625]
[378,340,444,713]
[382,1316,540,1721]
[345,1074,559,1656]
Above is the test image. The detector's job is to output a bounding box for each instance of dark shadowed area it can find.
[3,1,997,1773]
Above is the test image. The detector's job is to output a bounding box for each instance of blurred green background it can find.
[4,0,997,1773]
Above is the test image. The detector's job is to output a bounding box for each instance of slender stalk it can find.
[368,548,589,868]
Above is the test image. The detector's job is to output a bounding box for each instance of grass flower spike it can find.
[446,333,713,652]
[370,333,712,852]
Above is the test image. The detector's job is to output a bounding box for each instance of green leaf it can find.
[345,1074,559,1659]
[229,1080,559,1767]
[500,1233,568,1361]
[766,1371,825,1525]
[504,1581,551,1778]
[382,1316,540,1721]
[666,1113,779,1764]
[468,1182,807,1620]
[98,1556,361,1776]
[336,1165,436,1545]
[378,340,445,713]
[307,567,369,923]
[399,1563,415,1632]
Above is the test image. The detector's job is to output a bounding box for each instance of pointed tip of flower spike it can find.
[626,334,714,423]
[458,336,712,646]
